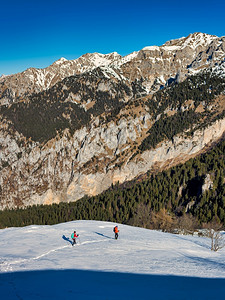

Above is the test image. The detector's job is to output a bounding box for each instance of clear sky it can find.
[1,0,225,75]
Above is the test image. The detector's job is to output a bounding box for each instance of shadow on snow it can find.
[183,254,225,271]
[62,235,73,245]
[173,234,211,250]
[1,269,225,300]
[94,231,114,239]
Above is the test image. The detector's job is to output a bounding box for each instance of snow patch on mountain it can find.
[82,52,121,69]
[212,60,225,78]
[143,33,218,53]
[98,66,127,81]
[1,32,224,107]
[165,32,218,50]
[52,57,68,65]
[142,45,160,51]
[0,74,9,81]
[112,51,139,67]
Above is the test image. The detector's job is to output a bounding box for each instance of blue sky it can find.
[1,0,225,75]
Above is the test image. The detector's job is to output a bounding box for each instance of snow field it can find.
[1,220,225,299]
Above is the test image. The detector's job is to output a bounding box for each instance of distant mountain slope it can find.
[1,32,224,106]
[1,136,225,228]
[0,52,121,106]
[0,33,225,210]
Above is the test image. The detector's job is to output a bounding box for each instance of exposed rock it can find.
[1,32,225,209]
[202,174,214,193]
[1,109,225,209]
[1,33,225,105]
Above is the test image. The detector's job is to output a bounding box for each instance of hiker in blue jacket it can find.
[71,231,79,246]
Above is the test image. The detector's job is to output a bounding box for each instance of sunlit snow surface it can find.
[1,220,225,299]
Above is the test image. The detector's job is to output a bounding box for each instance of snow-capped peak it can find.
[74,52,121,70]
[142,33,219,54]
[104,51,121,59]
[52,57,68,65]
[111,51,139,68]
[89,52,114,67]
[180,32,217,49]
[142,45,160,51]
[163,32,218,50]
[0,74,9,81]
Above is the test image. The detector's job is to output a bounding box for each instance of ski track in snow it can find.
[1,221,225,299]
[0,226,116,272]
[1,220,225,277]
[0,237,112,272]
[0,245,69,272]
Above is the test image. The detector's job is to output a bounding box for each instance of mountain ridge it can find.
[1,32,224,105]
[1,32,225,210]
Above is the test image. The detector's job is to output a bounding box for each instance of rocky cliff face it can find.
[1,100,225,209]
[1,32,225,209]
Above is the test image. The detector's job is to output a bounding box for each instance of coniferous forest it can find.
[1,72,225,230]
[1,137,225,230]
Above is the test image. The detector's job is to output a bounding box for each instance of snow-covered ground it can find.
[1,220,225,299]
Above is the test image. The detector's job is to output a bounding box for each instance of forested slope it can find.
[1,136,225,229]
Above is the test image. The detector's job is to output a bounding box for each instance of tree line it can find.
[1,137,225,230]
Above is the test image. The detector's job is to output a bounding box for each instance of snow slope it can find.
[1,220,225,299]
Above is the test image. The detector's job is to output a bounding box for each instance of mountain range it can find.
[1,32,225,210]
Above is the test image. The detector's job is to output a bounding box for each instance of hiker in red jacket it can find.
[113,226,119,239]
[71,231,79,246]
